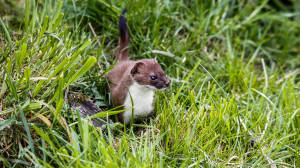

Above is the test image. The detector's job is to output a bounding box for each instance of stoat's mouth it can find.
[155,85,168,91]
[144,84,169,91]
[144,85,158,90]
[157,83,170,90]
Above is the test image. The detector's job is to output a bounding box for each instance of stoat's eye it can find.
[150,76,157,80]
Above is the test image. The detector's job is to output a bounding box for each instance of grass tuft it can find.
[0,0,299,167]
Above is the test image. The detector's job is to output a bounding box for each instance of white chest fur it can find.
[122,82,154,124]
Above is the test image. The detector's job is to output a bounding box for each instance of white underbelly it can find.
[122,82,154,124]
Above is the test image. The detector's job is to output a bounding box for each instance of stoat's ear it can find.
[131,62,145,76]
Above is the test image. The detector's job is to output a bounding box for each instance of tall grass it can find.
[0,0,300,167]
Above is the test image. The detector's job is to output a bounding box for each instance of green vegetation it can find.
[1,0,299,167]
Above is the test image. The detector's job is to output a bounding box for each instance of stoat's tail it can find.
[117,9,130,61]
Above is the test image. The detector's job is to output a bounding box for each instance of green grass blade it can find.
[48,1,63,31]
[39,15,48,41]
[64,56,96,88]
[0,78,8,98]
[0,18,12,45]
[18,105,35,154]
[4,67,18,101]
[20,43,27,68]
[7,58,11,73]
[25,0,30,35]
[0,116,16,131]
[52,13,64,30]
[24,67,31,85]
[47,57,70,83]
[22,102,42,111]
[174,60,201,100]
[30,0,37,33]
[54,99,64,124]
[32,124,56,150]
[83,119,89,160]
[33,81,45,97]
[85,108,130,120]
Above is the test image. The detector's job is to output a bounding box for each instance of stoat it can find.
[106,10,170,125]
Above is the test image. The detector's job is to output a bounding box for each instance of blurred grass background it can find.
[0,0,300,167]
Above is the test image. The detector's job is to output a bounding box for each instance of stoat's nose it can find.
[165,80,170,87]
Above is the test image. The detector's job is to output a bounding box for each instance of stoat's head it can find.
[131,58,170,90]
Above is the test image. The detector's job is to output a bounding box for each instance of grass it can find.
[0,0,300,167]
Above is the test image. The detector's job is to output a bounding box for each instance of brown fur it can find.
[106,10,170,123]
